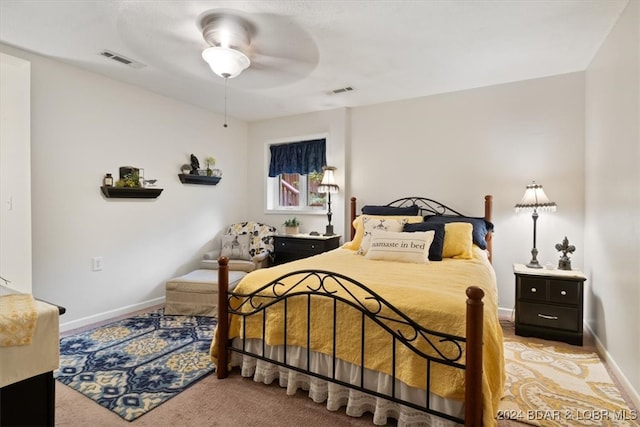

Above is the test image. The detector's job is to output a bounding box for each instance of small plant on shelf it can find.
[205,156,216,176]
[283,217,301,235]
[115,172,140,188]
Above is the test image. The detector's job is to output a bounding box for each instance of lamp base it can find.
[526,260,543,269]
[324,225,334,236]
[526,247,542,268]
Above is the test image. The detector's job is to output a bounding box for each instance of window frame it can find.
[264,133,329,215]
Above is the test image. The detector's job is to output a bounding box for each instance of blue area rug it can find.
[54,309,216,421]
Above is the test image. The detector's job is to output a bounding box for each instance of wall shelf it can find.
[100,186,163,199]
[178,174,221,185]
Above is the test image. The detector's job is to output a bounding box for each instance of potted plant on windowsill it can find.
[283,218,301,235]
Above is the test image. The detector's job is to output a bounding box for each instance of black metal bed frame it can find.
[227,269,469,423]
[216,195,493,427]
[386,196,466,216]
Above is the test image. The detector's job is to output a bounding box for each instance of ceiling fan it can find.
[195,9,319,127]
[200,12,254,79]
[196,9,319,84]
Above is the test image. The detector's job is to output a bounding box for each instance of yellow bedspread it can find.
[211,247,504,425]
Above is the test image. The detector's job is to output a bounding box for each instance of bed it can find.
[211,195,504,426]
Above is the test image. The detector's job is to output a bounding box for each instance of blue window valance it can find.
[268,138,326,177]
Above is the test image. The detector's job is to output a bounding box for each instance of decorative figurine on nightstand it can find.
[555,236,575,270]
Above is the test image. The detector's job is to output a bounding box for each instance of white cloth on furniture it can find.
[0,300,60,387]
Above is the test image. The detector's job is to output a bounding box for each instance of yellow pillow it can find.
[342,215,423,251]
[442,222,473,259]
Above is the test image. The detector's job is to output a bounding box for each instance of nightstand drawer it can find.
[277,239,321,253]
[518,277,547,302]
[549,280,580,305]
[274,235,341,265]
[518,302,580,331]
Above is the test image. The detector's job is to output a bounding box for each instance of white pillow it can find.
[365,230,435,264]
[357,217,408,255]
[220,234,251,260]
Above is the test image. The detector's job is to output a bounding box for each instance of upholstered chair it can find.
[200,221,277,272]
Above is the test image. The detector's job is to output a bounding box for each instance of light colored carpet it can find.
[54,314,638,426]
[499,338,638,426]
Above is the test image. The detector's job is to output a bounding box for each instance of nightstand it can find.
[274,234,341,265]
[514,264,586,346]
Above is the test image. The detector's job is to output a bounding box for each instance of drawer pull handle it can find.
[561,290,567,296]
[530,287,537,293]
[538,313,558,320]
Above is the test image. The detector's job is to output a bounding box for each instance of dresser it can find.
[514,264,586,346]
[274,234,341,265]
[0,290,65,427]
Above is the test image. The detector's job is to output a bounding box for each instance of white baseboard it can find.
[59,297,165,333]
[584,322,640,411]
[498,306,515,321]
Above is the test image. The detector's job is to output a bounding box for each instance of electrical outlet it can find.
[92,256,103,271]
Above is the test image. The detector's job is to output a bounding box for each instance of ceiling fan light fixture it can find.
[202,46,250,79]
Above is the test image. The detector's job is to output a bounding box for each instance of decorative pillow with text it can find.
[357,217,409,255]
[365,230,435,264]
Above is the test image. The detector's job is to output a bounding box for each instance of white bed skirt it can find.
[230,338,463,426]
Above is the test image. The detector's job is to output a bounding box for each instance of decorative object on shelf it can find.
[143,179,158,188]
[555,236,575,271]
[180,164,191,174]
[101,186,163,199]
[178,174,220,185]
[283,217,300,235]
[138,168,145,187]
[116,166,141,188]
[205,156,216,176]
[189,154,200,175]
[514,181,556,268]
[318,166,339,236]
[103,173,113,187]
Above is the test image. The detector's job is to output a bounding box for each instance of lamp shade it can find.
[202,46,250,79]
[514,182,556,212]
[318,166,339,194]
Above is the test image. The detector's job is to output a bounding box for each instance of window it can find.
[266,137,327,212]
[276,172,326,209]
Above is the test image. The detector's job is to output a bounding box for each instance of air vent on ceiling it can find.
[330,86,354,94]
[99,50,146,69]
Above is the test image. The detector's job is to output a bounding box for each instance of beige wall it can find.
[247,108,349,238]
[247,73,586,314]
[0,43,250,330]
[0,53,31,293]
[585,0,640,402]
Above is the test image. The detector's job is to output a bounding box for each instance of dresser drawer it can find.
[518,277,547,302]
[549,280,580,305]
[517,302,580,331]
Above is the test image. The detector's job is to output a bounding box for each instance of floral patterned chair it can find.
[165,222,276,317]
[200,221,277,272]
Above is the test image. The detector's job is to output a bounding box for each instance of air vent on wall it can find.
[99,50,146,69]
[330,86,354,94]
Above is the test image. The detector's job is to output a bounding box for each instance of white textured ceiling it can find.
[0,0,628,122]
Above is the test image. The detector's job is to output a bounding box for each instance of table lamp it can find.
[318,166,339,236]
[515,181,556,268]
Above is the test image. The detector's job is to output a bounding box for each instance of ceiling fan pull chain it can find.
[223,76,229,128]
